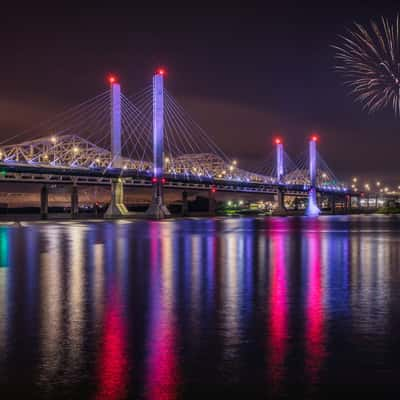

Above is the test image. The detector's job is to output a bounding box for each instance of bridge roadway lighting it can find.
[50,136,57,144]
[352,177,358,183]
[376,181,381,187]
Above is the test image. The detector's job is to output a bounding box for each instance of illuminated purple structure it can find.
[145,69,171,219]
[110,77,122,168]
[105,76,128,217]
[275,138,285,212]
[276,138,284,183]
[306,135,320,216]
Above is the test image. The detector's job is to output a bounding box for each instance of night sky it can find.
[1,2,400,184]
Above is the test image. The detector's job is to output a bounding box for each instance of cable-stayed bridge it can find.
[0,69,353,218]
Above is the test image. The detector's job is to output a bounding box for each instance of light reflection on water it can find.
[0,216,400,398]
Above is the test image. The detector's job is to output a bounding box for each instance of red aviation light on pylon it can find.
[311,134,318,142]
[108,74,118,85]
[156,67,166,76]
[275,137,282,145]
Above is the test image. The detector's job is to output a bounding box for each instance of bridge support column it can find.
[40,184,48,219]
[105,178,128,218]
[344,194,350,213]
[330,194,336,215]
[182,191,189,216]
[306,135,320,217]
[71,184,79,217]
[274,187,286,214]
[208,189,216,215]
[146,69,170,219]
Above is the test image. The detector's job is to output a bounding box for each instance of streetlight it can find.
[352,177,358,183]
[376,181,381,187]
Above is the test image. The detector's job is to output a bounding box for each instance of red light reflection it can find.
[96,288,127,400]
[305,230,325,383]
[146,222,179,400]
[268,220,288,386]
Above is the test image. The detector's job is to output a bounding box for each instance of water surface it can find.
[0,215,400,398]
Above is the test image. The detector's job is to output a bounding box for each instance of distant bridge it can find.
[0,69,356,218]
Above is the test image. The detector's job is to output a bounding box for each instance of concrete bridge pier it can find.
[40,184,48,219]
[105,178,128,218]
[276,187,286,213]
[330,194,336,214]
[344,194,350,213]
[351,195,360,211]
[208,189,216,215]
[182,191,189,216]
[71,183,79,217]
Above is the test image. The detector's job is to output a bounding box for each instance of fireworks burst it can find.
[333,15,400,115]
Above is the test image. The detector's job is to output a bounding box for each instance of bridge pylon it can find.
[276,137,284,184]
[306,135,320,216]
[275,138,286,213]
[105,76,128,218]
[146,69,171,219]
